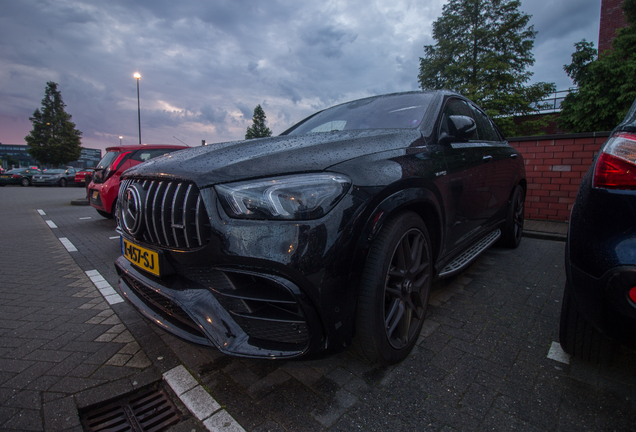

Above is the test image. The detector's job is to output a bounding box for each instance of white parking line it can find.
[58,237,78,252]
[45,220,57,229]
[37,209,46,215]
[85,269,124,305]
[109,236,120,240]
[547,341,570,364]
[79,217,92,220]
[163,365,244,432]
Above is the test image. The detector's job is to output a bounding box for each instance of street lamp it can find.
[119,136,123,145]
[134,72,141,144]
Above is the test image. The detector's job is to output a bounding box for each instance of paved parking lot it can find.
[1,186,634,431]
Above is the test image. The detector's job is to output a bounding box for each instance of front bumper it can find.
[115,256,324,358]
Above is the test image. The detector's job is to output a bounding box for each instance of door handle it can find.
[483,155,493,163]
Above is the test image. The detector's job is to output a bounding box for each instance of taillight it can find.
[593,132,636,190]
[12,174,20,178]
[629,287,636,305]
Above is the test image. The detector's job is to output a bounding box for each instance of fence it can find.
[508,132,610,221]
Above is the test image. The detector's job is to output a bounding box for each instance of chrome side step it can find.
[439,229,501,278]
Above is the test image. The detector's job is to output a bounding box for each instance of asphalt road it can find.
[1,185,634,431]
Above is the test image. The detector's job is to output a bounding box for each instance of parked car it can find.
[32,168,77,187]
[560,98,636,362]
[114,90,526,365]
[0,167,41,186]
[88,145,189,218]
[74,168,95,187]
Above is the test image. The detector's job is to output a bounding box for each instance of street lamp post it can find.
[134,72,141,144]
[119,136,123,145]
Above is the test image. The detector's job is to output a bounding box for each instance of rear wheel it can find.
[353,212,433,365]
[559,281,614,363]
[20,178,30,187]
[499,185,524,248]
[59,178,67,187]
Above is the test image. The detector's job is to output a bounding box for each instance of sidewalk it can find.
[523,219,568,242]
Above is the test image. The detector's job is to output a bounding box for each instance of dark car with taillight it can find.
[89,145,188,218]
[0,167,41,187]
[114,90,526,365]
[560,99,636,362]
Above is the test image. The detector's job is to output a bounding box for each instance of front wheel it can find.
[353,212,433,365]
[59,178,67,187]
[20,178,30,187]
[499,185,524,248]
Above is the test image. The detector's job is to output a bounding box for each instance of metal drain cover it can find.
[80,384,182,432]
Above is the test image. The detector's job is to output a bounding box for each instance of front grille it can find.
[118,178,211,250]
[122,274,205,339]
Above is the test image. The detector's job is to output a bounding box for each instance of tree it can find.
[245,104,273,139]
[559,0,636,132]
[418,0,556,136]
[25,82,82,166]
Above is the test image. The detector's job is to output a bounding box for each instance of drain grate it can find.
[80,384,182,432]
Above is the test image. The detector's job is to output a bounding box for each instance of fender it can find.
[348,183,446,288]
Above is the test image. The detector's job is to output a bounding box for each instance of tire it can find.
[559,281,614,363]
[499,185,524,248]
[20,177,30,187]
[59,178,67,187]
[96,209,114,219]
[353,212,433,365]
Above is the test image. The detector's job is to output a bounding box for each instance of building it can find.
[599,0,629,53]
[0,144,101,170]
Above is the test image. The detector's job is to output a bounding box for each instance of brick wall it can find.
[599,0,628,53]
[508,132,610,221]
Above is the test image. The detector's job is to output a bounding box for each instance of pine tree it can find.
[245,104,273,139]
[418,0,555,136]
[25,82,82,166]
[559,0,636,132]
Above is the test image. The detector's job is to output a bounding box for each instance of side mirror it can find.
[440,115,477,143]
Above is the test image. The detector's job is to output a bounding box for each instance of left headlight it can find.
[215,173,351,220]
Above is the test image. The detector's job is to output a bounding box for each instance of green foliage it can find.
[559,0,636,132]
[25,82,82,166]
[418,0,556,136]
[245,104,273,139]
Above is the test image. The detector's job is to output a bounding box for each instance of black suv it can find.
[114,90,526,365]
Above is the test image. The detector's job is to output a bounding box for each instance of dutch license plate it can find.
[91,190,99,199]
[122,238,160,277]
[1,175,8,179]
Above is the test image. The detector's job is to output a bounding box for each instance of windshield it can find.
[283,93,435,136]
[96,151,121,170]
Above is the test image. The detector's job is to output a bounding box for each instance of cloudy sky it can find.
[0,0,601,152]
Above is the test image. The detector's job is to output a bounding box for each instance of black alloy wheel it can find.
[353,212,432,365]
[500,185,524,248]
[59,178,67,187]
[20,177,30,187]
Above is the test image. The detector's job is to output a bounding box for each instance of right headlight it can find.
[215,173,351,220]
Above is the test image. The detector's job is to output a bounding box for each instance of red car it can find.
[74,168,95,187]
[89,145,189,218]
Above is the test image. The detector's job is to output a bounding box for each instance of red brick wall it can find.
[599,0,628,53]
[508,132,610,221]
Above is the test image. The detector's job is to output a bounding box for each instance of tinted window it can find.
[96,151,121,169]
[131,148,180,162]
[284,93,435,136]
[470,104,501,141]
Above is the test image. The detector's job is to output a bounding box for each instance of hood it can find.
[123,129,422,186]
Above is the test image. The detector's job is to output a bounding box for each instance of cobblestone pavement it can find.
[1,186,634,431]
